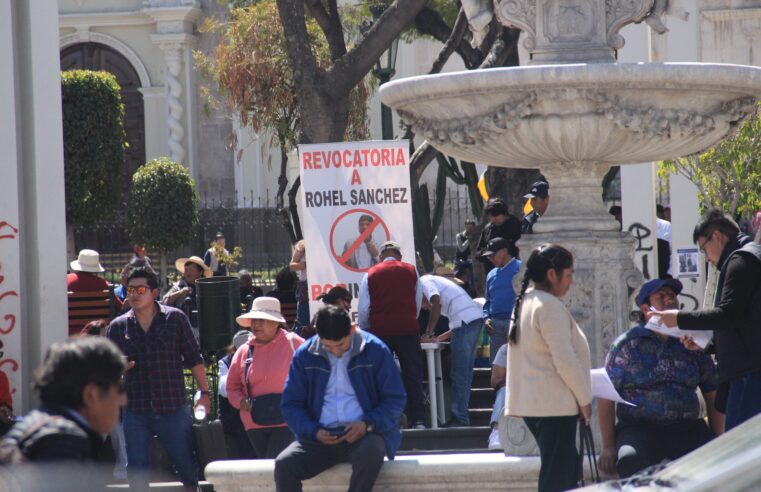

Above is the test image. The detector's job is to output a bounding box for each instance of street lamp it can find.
[368,6,399,140]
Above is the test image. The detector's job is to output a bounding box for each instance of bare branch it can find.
[305,0,347,60]
[429,9,470,74]
[479,25,521,69]
[414,6,482,69]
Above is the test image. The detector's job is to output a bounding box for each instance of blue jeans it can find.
[490,386,506,426]
[489,317,509,365]
[450,318,484,424]
[123,406,198,490]
[725,371,761,431]
[296,301,310,330]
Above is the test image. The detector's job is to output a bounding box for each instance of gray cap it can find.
[232,329,252,349]
[380,240,401,254]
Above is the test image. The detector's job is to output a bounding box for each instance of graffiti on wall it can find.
[0,221,20,401]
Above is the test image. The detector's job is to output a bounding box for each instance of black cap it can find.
[481,237,510,257]
[524,181,549,199]
[215,231,225,239]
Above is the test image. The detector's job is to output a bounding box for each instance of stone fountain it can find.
[380,0,761,454]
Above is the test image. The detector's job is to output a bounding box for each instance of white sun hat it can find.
[236,296,286,326]
[70,249,105,273]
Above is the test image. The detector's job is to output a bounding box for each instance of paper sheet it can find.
[591,367,636,406]
[644,317,713,349]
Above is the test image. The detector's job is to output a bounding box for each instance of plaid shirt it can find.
[107,303,203,414]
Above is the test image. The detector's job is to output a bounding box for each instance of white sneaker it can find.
[488,428,502,450]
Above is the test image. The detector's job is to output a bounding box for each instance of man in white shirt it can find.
[420,274,484,427]
[343,214,380,270]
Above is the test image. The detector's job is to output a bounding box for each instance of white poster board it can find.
[299,140,414,323]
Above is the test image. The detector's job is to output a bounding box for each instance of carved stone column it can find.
[155,40,186,164]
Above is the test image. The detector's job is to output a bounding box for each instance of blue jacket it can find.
[281,329,406,459]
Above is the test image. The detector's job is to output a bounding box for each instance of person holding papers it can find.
[598,278,723,479]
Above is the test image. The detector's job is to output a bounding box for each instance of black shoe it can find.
[411,420,427,430]
[441,419,468,428]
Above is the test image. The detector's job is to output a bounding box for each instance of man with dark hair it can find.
[358,240,426,428]
[455,220,476,263]
[204,231,229,276]
[653,208,761,430]
[481,237,522,365]
[108,267,211,491]
[521,181,550,234]
[598,278,722,478]
[476,198,522,273]
[343,214,380,270]
[276,306,405,492]
[0,337,126,464]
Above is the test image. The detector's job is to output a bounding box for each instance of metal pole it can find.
[378,70,393,140]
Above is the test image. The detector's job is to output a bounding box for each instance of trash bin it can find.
[196,276,240,353]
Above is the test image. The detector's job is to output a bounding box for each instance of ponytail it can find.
[509,271,531,344]
[508,243,574,345]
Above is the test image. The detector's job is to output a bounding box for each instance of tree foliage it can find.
[61,70,126,225]
[127,157,200,253]
[195,2,370,154]
[659,103,761,220]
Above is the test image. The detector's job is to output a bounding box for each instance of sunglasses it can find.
[126,285,151,296]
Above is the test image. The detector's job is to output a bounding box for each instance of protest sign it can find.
[299,140,414,322]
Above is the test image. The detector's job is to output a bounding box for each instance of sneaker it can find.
[488,428,502,450]
[412,420,427,430]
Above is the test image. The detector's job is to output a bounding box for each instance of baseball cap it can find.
[523,181,549,199]
[481,237,510,257]
[380,240,401,254]
[635,278,683,306]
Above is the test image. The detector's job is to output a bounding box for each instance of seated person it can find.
[0,368,13,437]
[238,270,263,309]
[598,278,724,478]
[487,344,507,450]
[161,256,212,313]
[217,330,256,459]
[276,306,406,491]
[67,249,123,311]
[267,268,298,305]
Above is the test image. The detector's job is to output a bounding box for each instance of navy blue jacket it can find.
[281,329,406,458]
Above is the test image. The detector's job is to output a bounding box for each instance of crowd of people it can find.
[2,182,761,492]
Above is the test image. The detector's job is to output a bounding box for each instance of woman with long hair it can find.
[506,244,592,492]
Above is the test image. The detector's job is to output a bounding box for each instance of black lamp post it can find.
[368,7,399,140]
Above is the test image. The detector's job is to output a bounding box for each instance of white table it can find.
[420,342,446,429]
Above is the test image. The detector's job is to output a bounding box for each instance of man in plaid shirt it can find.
[108,267,210,491]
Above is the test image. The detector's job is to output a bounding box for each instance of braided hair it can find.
[508,243,574,344]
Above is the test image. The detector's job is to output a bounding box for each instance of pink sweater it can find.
[226,329,304,430]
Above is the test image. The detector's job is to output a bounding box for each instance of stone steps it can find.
[400,426,492,452]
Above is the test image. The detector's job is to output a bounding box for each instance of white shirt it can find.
[419,275,482,329]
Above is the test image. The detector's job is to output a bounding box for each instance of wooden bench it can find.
[67,287,117,336]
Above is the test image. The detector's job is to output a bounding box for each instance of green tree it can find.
[127,157,200,290]
[61,70,126,256]
[659,103,761,220]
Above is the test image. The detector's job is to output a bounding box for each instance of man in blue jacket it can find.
[276,305,406,492]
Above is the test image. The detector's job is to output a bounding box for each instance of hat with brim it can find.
[70,249,105,273]
[635,278,683,306]
[236,296,286,326]
[175,256,213,278]
[481,237,509,257]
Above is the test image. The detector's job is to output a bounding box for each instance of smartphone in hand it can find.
[327,426,346,437]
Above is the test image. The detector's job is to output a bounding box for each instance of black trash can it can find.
[196,276,240,353]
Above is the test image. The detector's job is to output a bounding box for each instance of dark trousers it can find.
[380,335,426,424]
[725,371,761,431]
[247,426,294,459]
[524,415,579,492]
[274,434,386,492]
[615,419,714,478]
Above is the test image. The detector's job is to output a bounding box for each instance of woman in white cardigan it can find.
[506,244,592,492]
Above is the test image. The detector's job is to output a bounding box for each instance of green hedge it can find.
[127,157,199,252]
[61,70,126,225]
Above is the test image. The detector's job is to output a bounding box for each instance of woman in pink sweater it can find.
[506,244,592,492]
[227,297,304,458]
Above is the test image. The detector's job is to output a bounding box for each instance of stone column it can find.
[152,36,191,165]
[1,0,68,411]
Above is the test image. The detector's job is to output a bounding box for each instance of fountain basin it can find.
[380,63,761,167]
